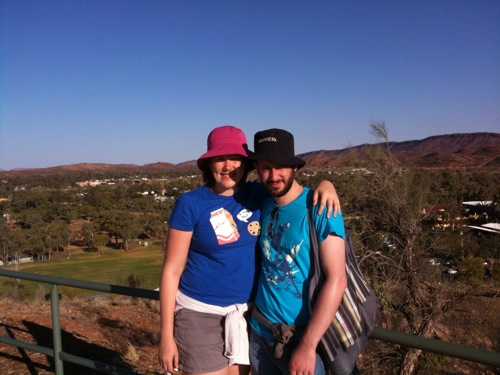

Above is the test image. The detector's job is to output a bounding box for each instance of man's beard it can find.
[266,173,294,198]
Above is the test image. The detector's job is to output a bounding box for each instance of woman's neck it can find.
[209,184,239,196]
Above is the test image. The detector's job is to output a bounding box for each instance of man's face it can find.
[256,160,296,198]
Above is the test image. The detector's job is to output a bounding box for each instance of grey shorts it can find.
[174,308,229,373]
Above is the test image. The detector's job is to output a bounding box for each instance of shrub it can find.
[492,262,500,285]
[126,274,141,288]
[3,280,27,302]
[457,257,484,283]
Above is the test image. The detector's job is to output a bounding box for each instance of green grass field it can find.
[0,244,165,300]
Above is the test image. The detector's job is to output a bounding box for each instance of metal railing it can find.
[0,269,499,374]
[0,269,157,375]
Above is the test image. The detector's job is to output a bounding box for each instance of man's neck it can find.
[274,180,303,207]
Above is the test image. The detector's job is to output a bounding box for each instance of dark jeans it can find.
[249,328,327,375]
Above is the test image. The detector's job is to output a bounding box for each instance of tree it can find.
[115,212,142,251]
[350,121,474,374]
[94,210,142,251]
[0,216,16,265]
[46,220,71,253]
[78,204,98,221]
[93,233,109,255]
[139,213,167,241]
[80,222,96,248]
[94,210,121,245]
[26,224,50,261]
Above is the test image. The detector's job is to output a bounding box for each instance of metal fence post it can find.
[50,284,64,375]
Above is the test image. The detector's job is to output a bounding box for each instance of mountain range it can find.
[301,132,500,169]
[1,132,499,177]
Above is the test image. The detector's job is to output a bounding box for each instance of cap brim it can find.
[249,152,306,169]
[197,148,254,170]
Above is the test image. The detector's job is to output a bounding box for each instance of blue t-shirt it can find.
[168,181,267,306]
[250,187,345,338]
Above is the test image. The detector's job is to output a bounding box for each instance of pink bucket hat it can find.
[197,125,253,170]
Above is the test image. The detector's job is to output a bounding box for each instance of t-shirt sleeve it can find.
[168,192,196,231]
[311,204,345,242]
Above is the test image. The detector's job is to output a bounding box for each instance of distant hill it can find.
[1,132,498,178]
[0,162,181,178]
[300,132,500,169]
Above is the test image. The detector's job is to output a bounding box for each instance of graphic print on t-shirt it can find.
[237,208,260,236]
[210,208,240,245]
[263,220,305,298]
[247,221,260,236]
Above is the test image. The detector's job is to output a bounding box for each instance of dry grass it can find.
[122,340,140,363]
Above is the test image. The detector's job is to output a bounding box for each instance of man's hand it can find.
[288,342,317,375]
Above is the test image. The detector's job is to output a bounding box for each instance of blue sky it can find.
[1,1,499,170]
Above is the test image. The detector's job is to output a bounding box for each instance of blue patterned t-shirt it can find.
[250,187,345,338]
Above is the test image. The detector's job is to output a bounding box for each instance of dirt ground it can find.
[1,290,499,375]
[0,297,164,375]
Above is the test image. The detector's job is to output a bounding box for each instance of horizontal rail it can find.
[0,336,136,375]
[0,269,159,300]
[1,268,499,373]
[0,335,54,357]
[59,352,138,375]
[370,327,500,368]
[0,269,157,374]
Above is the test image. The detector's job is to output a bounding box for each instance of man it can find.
[248,128,350,375]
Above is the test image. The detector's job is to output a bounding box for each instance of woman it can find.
[158,125,339,375]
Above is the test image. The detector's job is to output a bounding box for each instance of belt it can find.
[251,307,302,359]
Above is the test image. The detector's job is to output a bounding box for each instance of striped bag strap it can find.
[307,209,372,356]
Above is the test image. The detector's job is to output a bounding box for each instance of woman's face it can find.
[209,155,245,196]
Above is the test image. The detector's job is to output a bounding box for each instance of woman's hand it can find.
[313,180,341,217]
[158,335,179,373]
[158,228,192,374]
